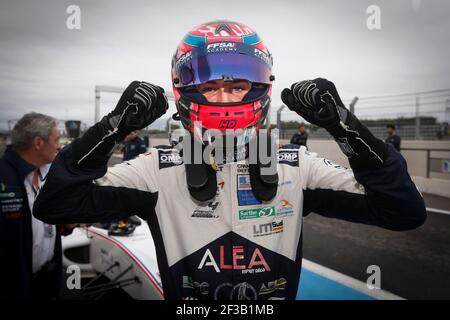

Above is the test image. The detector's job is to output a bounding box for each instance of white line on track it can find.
[426,207,450,216]
[302,259,404,300]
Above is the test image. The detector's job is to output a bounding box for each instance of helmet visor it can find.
[174,45,273,87]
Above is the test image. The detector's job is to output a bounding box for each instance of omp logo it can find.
[239,206,275,220]
[198,245,271,273]
[253,220,284,237]
[159,153,182,164]
[206,42,237,52]
[277,152,298,162]
[218,120,237,129]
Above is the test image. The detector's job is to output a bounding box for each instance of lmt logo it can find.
[253,220,284,237]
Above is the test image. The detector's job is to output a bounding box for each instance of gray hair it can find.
[11,112,57,150]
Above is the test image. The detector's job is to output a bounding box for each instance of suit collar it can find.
[3,146,36,181]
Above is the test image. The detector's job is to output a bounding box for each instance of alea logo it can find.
[198,245,271,274]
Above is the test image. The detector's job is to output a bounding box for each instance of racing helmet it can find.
[171,20,275,144]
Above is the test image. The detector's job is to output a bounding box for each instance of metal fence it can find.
[280,124,448,141]
[274,88,450,141]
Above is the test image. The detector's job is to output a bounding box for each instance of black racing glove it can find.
[105,81,169,139]
[72,81,168,169]
[281,78,386,171]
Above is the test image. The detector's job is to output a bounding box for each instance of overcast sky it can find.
[1,0,449,130]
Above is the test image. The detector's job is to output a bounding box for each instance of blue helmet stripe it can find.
[243,33,261,45]
[183,34,206,47]
[184,33,260,47]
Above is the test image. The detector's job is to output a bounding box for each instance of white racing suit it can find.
[34,139,426,300]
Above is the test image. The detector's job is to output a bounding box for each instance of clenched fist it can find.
[73,81,168,168]
[281,78,348,129]
[107,81,169,138]
[281,78,386,170]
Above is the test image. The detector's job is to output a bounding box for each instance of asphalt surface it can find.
[302,197,450,300]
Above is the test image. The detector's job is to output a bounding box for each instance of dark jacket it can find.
[290,131,308,147]
[0,146,62,300]
[123,137,147,161]
[385,135,401,152]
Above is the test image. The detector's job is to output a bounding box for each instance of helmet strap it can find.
[184,136,218,202]
[249,133,278,201]
[183,132,278,203]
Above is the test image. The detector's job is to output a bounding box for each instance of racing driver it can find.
[34,20,426,300]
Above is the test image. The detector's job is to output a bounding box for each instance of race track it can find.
[302,197,450,300]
